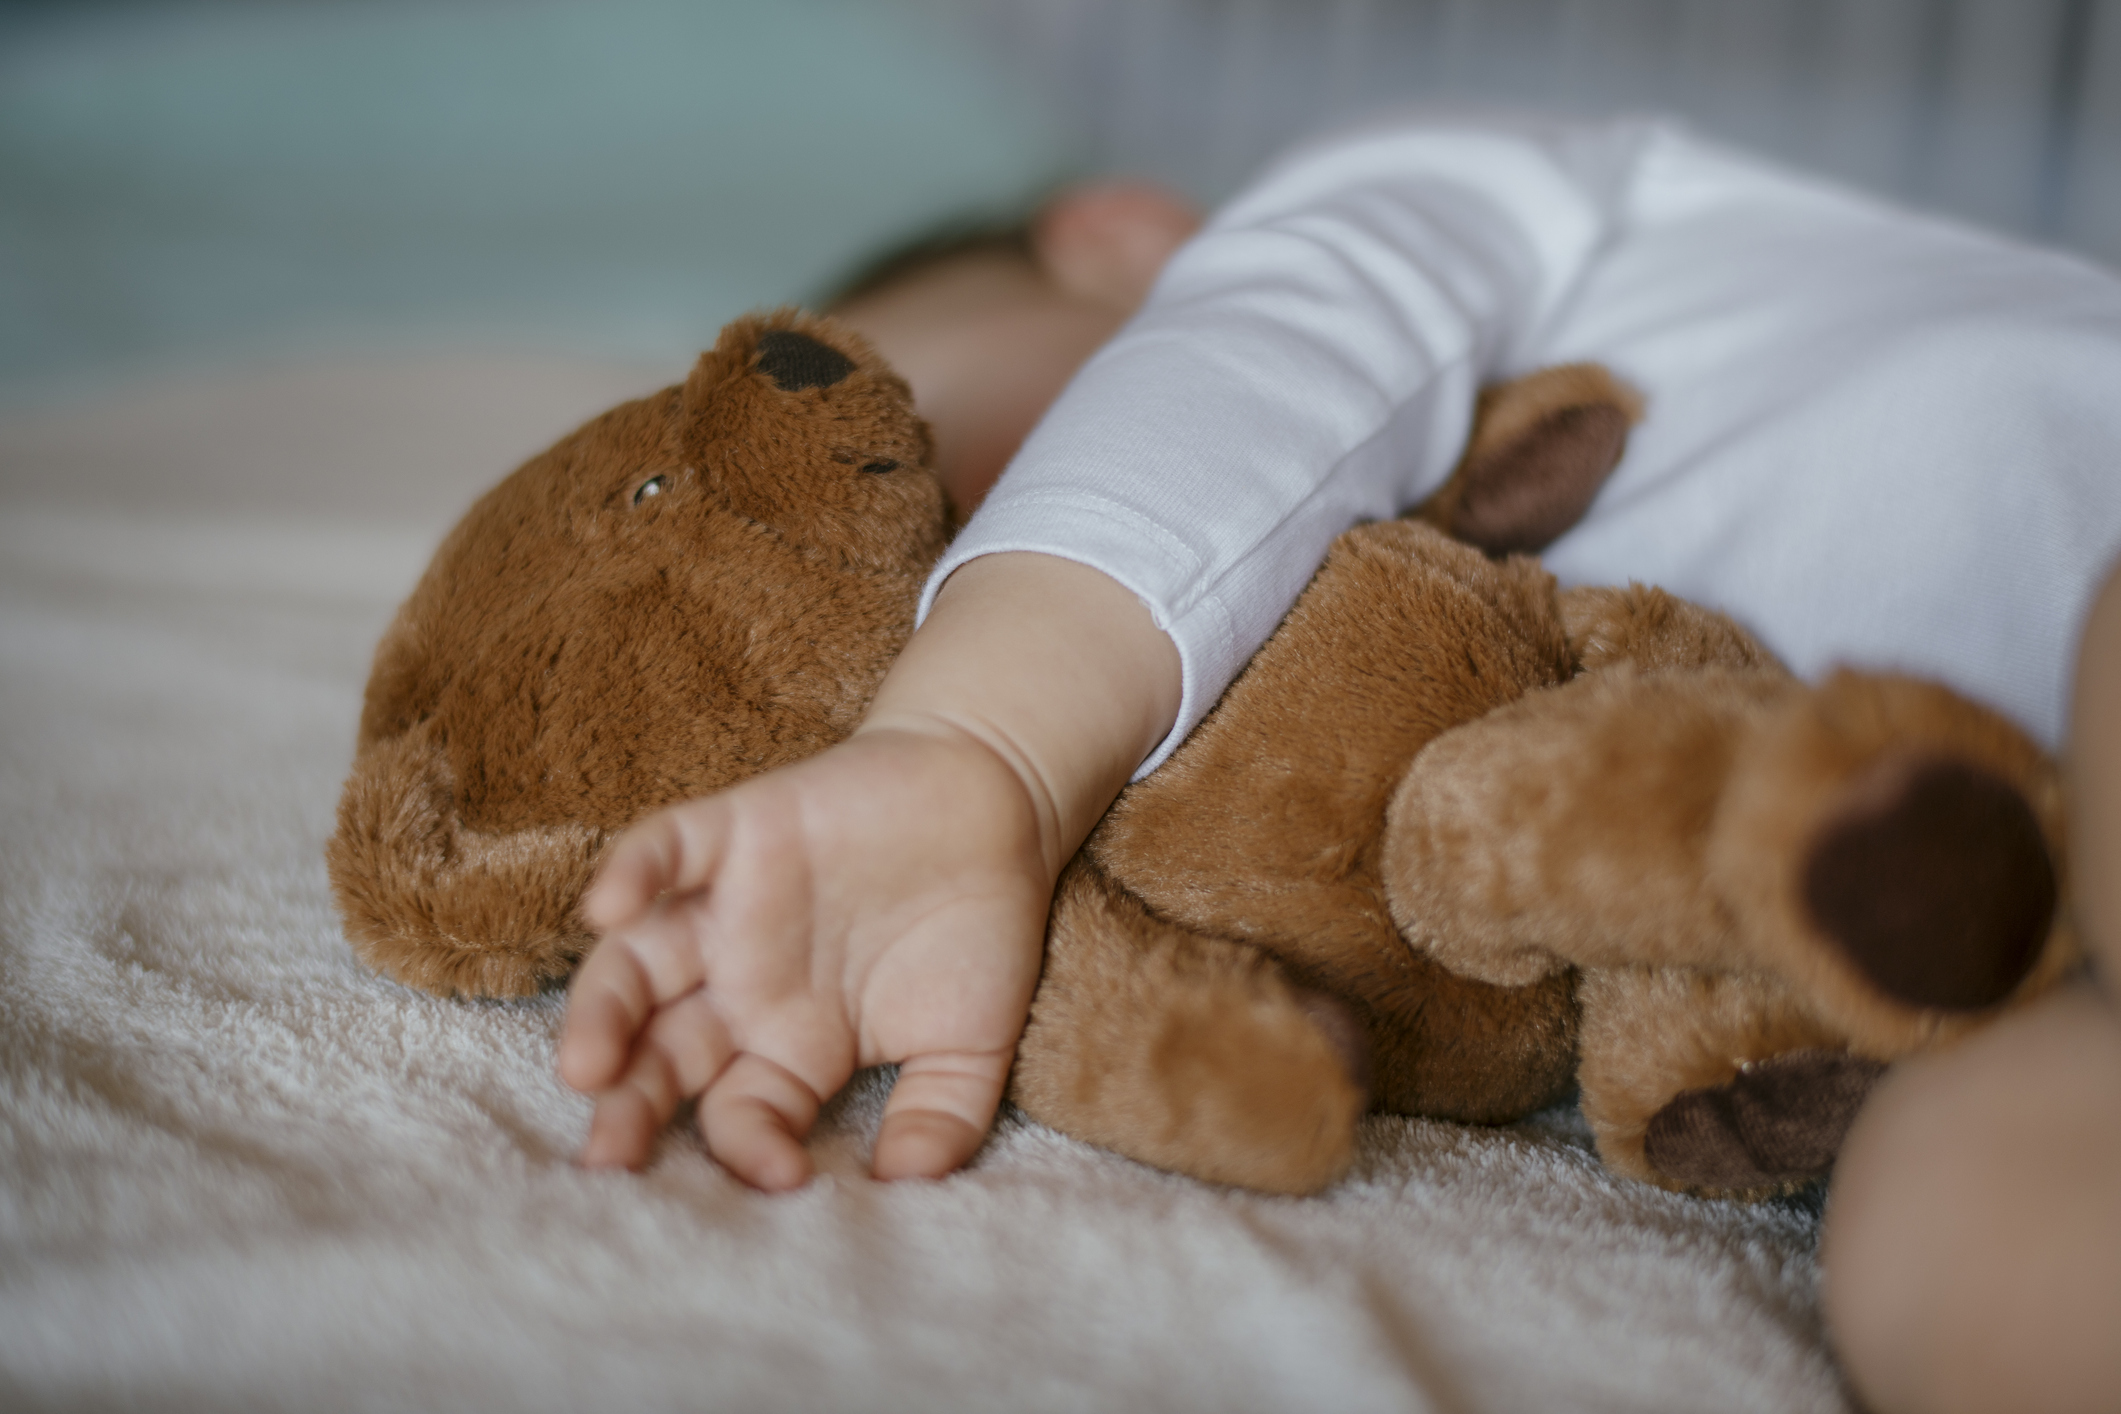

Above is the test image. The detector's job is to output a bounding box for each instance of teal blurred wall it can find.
[6,0,2116,398]
[0,0,1068,394]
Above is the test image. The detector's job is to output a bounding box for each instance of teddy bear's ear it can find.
[676,310,946,571]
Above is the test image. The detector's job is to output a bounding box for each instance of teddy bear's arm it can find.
[1009,861,1367,1194]
[1412,363,1642,556]
[1556,582,1784,676]
[1087,520,1583,1126]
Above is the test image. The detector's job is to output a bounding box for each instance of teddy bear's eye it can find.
[632,475,668,507]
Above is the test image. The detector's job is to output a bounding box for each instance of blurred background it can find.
[3,0,2117,405]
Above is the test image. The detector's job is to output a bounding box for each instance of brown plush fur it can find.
[330,315,942,994]
[331,311,2076,1199]
[1012,864,1368,1194]
[1086,519,1582,1124]
[1381,584,2078,1194]
[1576,967,1860,1195]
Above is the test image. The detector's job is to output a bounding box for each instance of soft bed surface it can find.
[0,356,1850,1414]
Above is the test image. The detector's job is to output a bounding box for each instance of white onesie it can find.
[918,111,2121,772]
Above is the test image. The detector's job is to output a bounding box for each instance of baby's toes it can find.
[1643,1048,1889,1194]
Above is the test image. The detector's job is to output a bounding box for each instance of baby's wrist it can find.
[862,552,1181,869]
[849,712,1061,872]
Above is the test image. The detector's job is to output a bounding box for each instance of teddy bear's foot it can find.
[1709,670,2075,1048]
[1642,1048,1889,1193]
[1804,752,2057,1011]
[1575,966,1866,1195]
[1416,363,1642,555]
[1009,862,1368,1194]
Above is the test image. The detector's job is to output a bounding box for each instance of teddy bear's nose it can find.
[754,330,854,391]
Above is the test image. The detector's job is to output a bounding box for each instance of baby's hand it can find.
[557,551,1180,1189]
[557,721,1050,1189]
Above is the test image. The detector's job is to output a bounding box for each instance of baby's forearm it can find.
[859,552,1182,876]
[2072,557,2121,981]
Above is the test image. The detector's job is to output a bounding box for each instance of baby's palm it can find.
[557,726,1050,1188]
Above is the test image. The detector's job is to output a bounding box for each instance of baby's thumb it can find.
[872,1048,1014,1180]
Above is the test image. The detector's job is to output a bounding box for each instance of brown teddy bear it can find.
[329,310,2076,1198]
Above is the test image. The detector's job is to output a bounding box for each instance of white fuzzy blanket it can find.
[0,354,1851,1413]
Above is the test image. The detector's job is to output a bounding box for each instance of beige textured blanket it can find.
[0,353,1850,1413]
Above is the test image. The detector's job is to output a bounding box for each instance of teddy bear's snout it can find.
[753,330,855,391]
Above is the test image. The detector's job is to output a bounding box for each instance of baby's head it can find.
[829,182,1201,513]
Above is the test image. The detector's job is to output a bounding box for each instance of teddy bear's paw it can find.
[1556,583,1784,677]
[328,727,605,998]
[1439,363,1642,555]
[1010,865,1368,1194]
[1642,1048,1888,1193]
[1803,751,2057,1012]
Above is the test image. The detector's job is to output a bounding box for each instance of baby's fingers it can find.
[577,991,734,1169]
[873,1049,1013,1181]
[700,1054,825,1192]
[582,801,734,933]
[557,905,715,1093]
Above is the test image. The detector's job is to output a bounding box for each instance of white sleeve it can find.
[916,112,1659,775]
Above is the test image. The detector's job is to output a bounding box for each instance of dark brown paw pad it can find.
[1803,754,2056,1011]
[1452,403,1631,555]
[1643,1049,1888,1191]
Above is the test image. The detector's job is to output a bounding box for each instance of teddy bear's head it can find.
[328,312,946,996]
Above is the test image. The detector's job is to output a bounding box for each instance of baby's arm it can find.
[556,552,1179,1188]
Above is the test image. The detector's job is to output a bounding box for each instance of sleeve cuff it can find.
[916,493,1243,779]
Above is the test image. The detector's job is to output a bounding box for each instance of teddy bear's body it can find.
[331,311,2074,1197]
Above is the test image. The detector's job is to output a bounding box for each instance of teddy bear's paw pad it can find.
[1643,1049,1888,1191]
[1802,753,2056,1011]
[1452,402,1631,555]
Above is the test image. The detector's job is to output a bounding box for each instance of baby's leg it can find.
[1825,555,2121,1413]
[1823,983,2121,1414]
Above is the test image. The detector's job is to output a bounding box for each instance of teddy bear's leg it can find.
[1383,664,1799,987]
[1575,966,1888,1196]
[1007,861,1369,1194]
[1707,669,2077,1052]
[1387,659,2075,1048]
[1413,363,1643,555]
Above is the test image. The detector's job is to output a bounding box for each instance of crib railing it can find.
[938,0,2120,265]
